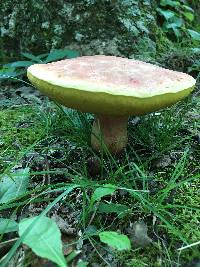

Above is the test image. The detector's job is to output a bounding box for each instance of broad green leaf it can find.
[156,8,175,20]
[0,67,25,79]
[21,52,42,62]
[165,17,183,28]
[19,216,66,267]
[99,231,131,251]
[188,29,200,41]
[183,12,194,22]
[172,27,182,37]
[37,52,49,59]
[91,184,117,203]
[64,50,80,59]
[0,168,30,204]
[0,72,21,79]
[163,17,183,37]
[44,49,79,63]
[4,61,33,68]
[1,186,77,267]
[160,0,180,7]
[0,218,18,234]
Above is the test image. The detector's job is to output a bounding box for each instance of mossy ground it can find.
[0,106,45,172]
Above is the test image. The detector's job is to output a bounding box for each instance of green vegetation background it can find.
[0,1,200,267]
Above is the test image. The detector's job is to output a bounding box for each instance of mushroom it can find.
[27,55,196,154]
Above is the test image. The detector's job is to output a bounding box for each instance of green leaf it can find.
[168,16,183,28]
[182,5,194,12]
[172,27,182,37]
[44,49,79,63]
[91,184,117,203]
[188,29,200,41]
[0,168,30,204]
[156,8,176,19]
[1,186,77,267]
[99,231,131,251]
[37,53,49,59]
[163,16,183,37]
[21,52,42,63]
[160,0,180,7]
[64,49,80,59]
[4,61,33,68]
[19,216,66,267]
[0,68,25,79]
[183,12,194,22]
[0,218,18,234]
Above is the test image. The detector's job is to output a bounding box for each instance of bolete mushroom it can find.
[27,55,196,154]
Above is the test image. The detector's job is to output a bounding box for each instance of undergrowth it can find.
[0,92,199,266]
[0,21,199,266]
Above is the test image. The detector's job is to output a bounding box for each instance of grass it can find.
[0,85,199,267]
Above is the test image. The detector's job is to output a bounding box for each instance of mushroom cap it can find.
[27,55,195,116]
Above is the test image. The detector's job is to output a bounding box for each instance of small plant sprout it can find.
[27,55,196,154]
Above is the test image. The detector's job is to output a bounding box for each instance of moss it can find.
[0,106,44,170]
[173,181,200,239]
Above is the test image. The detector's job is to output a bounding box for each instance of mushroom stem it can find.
[91,115,128,154]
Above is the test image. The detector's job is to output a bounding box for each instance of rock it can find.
[0,1,159,59]
[51,214,76,235]
[127,221,152,248]
[153,155,172,168]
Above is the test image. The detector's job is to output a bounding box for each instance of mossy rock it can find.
[0,0,160,60]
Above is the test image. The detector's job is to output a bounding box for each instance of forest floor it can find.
[0,52,200,266]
